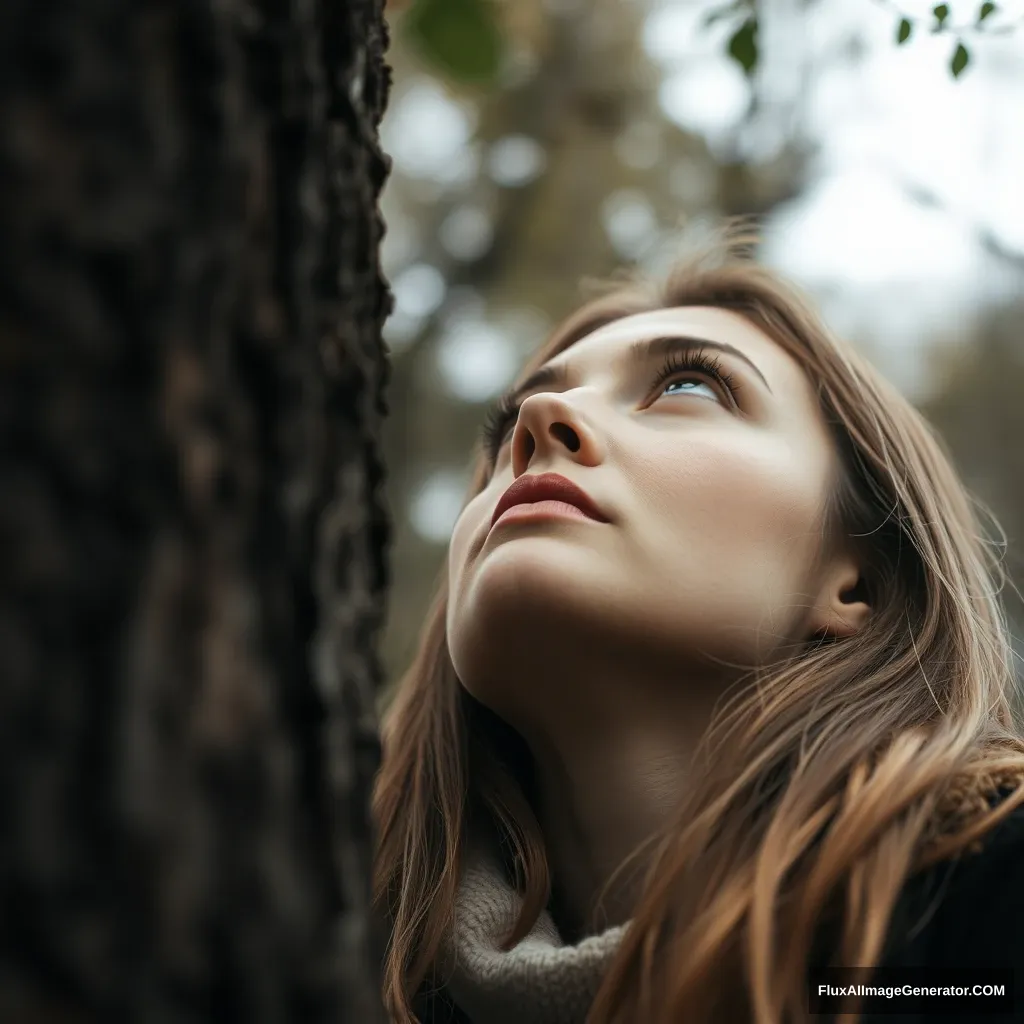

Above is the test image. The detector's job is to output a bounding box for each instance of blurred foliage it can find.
[951,40,970,75]
[726,16,759,74]
[886,0,1019,78]
[402,0,503,83]
[399,0,1017,84]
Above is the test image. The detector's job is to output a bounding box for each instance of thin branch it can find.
[869,0,1024,37]
[892,172,1024,271]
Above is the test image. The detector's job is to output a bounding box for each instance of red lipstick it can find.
[490,472,608,530]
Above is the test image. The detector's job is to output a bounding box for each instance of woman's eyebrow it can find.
[505,333,773,407]
[629,335,773,393]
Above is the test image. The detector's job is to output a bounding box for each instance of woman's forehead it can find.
[542,305,809,395]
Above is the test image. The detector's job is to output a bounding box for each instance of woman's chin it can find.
[464,541,608,617]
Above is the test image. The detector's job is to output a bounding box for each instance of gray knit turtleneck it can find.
[441,847,627,1024]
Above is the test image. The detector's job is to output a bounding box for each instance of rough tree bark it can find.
[0,0,392,1020]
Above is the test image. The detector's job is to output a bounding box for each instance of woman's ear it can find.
[809,559,871,640]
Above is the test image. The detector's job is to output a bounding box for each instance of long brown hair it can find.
[373,227,1024,1023]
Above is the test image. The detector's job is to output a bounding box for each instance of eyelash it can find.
[478,348,742,463]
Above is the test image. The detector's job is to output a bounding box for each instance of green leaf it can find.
[932,3,950,30]
[978,1,998,22]
[951,40,970,77]
[403,0,503,84]
[896,17,913,44]
[727,16,759,76]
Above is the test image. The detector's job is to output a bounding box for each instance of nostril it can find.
[550,423,580,452]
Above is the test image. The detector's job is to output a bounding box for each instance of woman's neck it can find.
[526,702,713,938]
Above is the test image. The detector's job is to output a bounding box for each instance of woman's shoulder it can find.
[884,796,1024,970]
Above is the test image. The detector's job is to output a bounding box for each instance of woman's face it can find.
[446,306,857,726]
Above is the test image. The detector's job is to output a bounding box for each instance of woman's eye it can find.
[662,378,718,401]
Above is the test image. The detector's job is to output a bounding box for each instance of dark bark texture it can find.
[0,0,392,1020]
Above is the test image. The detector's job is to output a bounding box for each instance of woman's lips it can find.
[490,472,608,529]
[490,499,598,530]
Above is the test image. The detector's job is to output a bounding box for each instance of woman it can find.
[373,230,1024,1023]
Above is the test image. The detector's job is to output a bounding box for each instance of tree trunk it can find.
[0,0,392,1020]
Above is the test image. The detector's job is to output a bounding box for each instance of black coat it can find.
[416,802,1024,1023]
[861,800,1024,1023]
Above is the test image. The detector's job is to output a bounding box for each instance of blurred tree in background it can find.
[380,0,1024,692]
[0,0,391,1019]
[923,295,1024,682]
